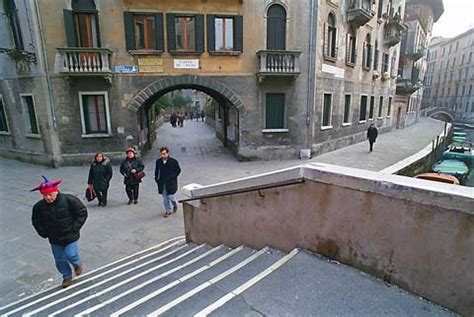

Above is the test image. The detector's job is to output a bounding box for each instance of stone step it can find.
[0,236,187,316]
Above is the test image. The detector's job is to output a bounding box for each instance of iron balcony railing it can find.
[256,50,301,77]
[57,47,113,75]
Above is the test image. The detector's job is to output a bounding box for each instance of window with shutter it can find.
[343,94,351,124]
[79,92,110,135]
[265,93,285,129]
[0,95,9,133]
[5,0,23,50]
[167,13,204,54]
[378,96,384,118]
[322,94,332,127]
[21,95,39,135]
[369,96,375,119]
[66,0,100,47]
[359,95,368,122]
[324,13,337,60]
[267,4,286,50]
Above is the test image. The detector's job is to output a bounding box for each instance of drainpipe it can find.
[305,0,318,150]
[34,0,57,131]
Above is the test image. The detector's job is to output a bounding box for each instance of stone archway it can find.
[126,75,245,112]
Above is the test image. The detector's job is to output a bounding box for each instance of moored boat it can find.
[443,142,474,167]
[415,173,460,185]
[432,159,469,184]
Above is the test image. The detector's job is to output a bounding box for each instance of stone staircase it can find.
[0,236,452,317]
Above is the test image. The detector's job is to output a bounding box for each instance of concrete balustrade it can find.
[182,163,474,315]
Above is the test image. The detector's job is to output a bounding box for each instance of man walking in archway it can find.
[154,147,181,218]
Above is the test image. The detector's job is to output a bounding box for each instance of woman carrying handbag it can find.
[87,152,113,207]
[119,147,145,205]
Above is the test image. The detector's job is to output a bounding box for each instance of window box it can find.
[321,125,333,130]
[25,133,41,139]
[128,50,163,56]
[342,122,352,127]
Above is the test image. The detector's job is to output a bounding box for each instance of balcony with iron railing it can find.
[347,0,375,28]
[256,50,301,80]
[57,47,113,79]
[384,14,407,47]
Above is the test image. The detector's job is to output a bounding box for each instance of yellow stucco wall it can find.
[39,0,307,77]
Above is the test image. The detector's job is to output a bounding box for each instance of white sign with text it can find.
[173,59,200,69]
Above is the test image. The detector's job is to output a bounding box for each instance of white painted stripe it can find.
[50,245,207,317]
[75,245,223,317]
[110,246,245,317]
[0,235,184,313]
[195,248,299,317]
[146,247,269,317]
[21,242,187,317]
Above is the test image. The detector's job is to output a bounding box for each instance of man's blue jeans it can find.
[50,241,81,279]
[162,185,178,213]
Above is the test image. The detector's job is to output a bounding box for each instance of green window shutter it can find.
[95,12,101,47]
[166,13,176,52]
[63,9,77,47]
[234,15,243,52]
[323,94,331,126]
[123,12,135,51]
[266,94,284,129]
[82,95,91,134]
[0,98,8,132]
[25,97,38,134]
[155,13,164,51]
[206,14,215,52]
[195,14,204,53]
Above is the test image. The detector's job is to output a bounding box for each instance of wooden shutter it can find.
[346,34,350,63]
[166,13,176,52]
[323,23,328,57]
[95,12,101,47]
[207,14,215,52]
[195,14,204,53]
[63,9,77,47]
[234,15,243,52]
[123,12,135,51]
[368,45,372,68]
[155,13,164,51]
[266,94,284,129]
[333,27,338,58]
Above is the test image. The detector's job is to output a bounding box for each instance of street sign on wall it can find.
[173,59,200,69]
[115,65,138,73]
[138,58,164,73]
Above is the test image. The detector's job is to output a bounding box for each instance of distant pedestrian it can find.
[170,113,177,128]
[190,112,194,120]
[178,113,185,127]
[87,152,113,207]
[31,176,88,288]
[154,147,181,218]
[367,123,378,152]
[120,147,145,205]
[200,110,205,122]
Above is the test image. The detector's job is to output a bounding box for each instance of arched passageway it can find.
[127,75,243,154]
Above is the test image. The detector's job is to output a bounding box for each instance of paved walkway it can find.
[0,117,445,306]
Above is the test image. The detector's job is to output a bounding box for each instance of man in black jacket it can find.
[367,123,379,152]
[155,147,181,218]
[31,176,88,288]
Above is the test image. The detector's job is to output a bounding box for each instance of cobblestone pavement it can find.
[0,117,445,306]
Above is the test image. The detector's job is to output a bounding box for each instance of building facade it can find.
[0,0,61,166]
[422,28,474,121]
[396,0,443,128]
[312,0,406,155]
[1,0,408,166]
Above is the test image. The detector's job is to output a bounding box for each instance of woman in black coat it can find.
[87,152,113,206]
[367,123,379,152]
[120,147,145,205]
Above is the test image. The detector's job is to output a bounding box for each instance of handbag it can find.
[85,186,96,202]
[134,171,146,182]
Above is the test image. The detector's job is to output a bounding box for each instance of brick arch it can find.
[126,75,245,112]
